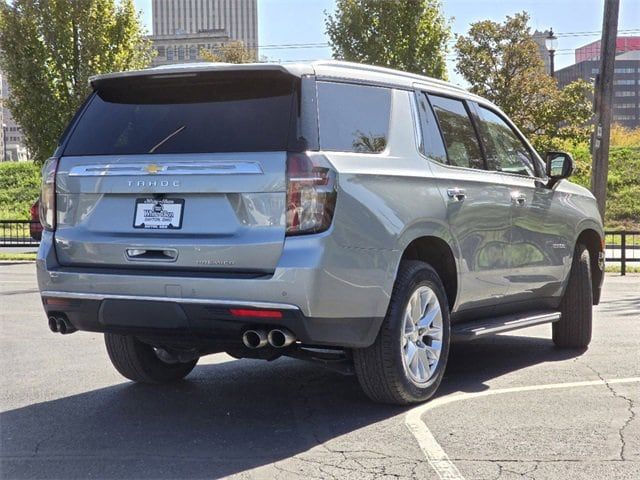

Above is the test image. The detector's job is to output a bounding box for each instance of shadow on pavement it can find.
[1,334,583,479]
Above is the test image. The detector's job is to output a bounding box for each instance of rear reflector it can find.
[229,308,283,319]
[43,297,72,306]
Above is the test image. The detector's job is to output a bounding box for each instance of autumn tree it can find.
[455,12,593,151]
[199,41,257,64]
[325,0,451,79]
[0,0,153,163]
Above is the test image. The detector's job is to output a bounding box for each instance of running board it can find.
[451,310,561,341]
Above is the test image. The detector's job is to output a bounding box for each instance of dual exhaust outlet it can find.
[48,315,77,335]
[242,328,295,349]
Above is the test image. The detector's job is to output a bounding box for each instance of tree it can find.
[0,0,153,163]
[199,41,257,64]
[325,0,451,79]
[455,12,593,151]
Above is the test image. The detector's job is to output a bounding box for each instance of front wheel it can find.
[353,261,451,405]
[104,333,198,383]
[553,243,593,348]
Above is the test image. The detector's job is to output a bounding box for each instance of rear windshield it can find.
[63,72,299,155]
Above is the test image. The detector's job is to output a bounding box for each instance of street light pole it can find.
[545,28,558,77]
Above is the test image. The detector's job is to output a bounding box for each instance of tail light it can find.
[286,153,337,235]
[39,157,58,231]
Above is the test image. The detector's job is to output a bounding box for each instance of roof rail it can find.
[311,60,466,91]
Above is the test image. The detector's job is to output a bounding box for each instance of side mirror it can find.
[545,151,574,187]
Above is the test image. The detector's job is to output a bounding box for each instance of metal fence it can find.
[0,220,41,247]
[1,221,638,274]
[604,230,639,276]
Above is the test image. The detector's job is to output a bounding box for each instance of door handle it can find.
[511,193,527,206]
[447,188,466,202]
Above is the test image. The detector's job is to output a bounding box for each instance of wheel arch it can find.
[575,228,604,305]
[400,235,459,311]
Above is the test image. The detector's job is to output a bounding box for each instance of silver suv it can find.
[37,61,604,404]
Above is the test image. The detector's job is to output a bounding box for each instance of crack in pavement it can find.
[582,363,636,461]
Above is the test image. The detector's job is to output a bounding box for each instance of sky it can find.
[133,0,640,85]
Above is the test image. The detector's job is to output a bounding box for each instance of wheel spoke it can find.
[418,306,439,329]
[405,341,418,366]
[417,349,430,381]
[419,289,432,318]
[425,344,441,363]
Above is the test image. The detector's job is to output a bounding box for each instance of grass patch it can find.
[605,265,640,274]
[0,252,37,261]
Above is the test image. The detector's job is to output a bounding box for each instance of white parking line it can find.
[405,377,640,480]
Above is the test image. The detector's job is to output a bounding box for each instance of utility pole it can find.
[591,0,620,220]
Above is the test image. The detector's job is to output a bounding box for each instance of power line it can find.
[248,28,640,51]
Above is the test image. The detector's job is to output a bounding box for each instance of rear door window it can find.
[428,94,484,169]
[416,92,448,164]
[63,73,298,155]
[317,82,391,153]
[476,106,537,177]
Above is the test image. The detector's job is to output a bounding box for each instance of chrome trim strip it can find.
[68,162,264,177]
[40,290,300,311]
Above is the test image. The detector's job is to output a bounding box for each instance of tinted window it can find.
[417,93,448,164]
[429,95,484,169]
[477,107,536,177]
[317,82,390,153]
[64,74,297,155]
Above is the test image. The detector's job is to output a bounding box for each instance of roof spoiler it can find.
[89,62,314,89]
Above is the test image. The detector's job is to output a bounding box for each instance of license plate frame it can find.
[133,198,184,230]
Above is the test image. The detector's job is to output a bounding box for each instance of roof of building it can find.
[614,50,640,61]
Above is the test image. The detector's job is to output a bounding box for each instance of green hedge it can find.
[565,144,640,229]
[0,162,41,220]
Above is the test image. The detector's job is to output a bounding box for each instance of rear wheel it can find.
[553,243,593,348]
[353,261,451,405]
[104,333,198,383]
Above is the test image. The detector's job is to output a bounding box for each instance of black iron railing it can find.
[0,220,42,247]
[604,230,639,276]
[1,221,638,274]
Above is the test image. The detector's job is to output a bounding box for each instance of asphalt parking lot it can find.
[1,262,638,480]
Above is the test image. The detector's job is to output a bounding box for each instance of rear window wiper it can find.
[148,125,186,153]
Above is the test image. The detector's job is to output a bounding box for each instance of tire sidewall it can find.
[388,265,451,401]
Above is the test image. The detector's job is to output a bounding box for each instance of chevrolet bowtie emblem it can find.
[145,164,163,174]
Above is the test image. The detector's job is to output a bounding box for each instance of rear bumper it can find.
[37,231,395,348]
[40,292,383,348]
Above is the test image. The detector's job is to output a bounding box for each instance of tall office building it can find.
[556,38,640,129]
[1,70,28,161]
[151,0,258,66]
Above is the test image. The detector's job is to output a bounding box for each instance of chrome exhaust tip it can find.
[267,329,296,348]
[242,329,268,349]
[48,316,59,333]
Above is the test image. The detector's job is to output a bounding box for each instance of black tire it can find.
[553,243,593,348]
[353,260,451,405]
[104,333,198,383]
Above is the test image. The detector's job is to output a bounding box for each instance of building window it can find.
[189,46,197,60]
[613,79,636,85]
[613,115,636,121]
[615,91,636,97]
[178,46,185,60]
[615,103,636,109]
[614,68,634,74]
[167,47,174,61]
[591,68,599,74]
[157,46,166,57]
